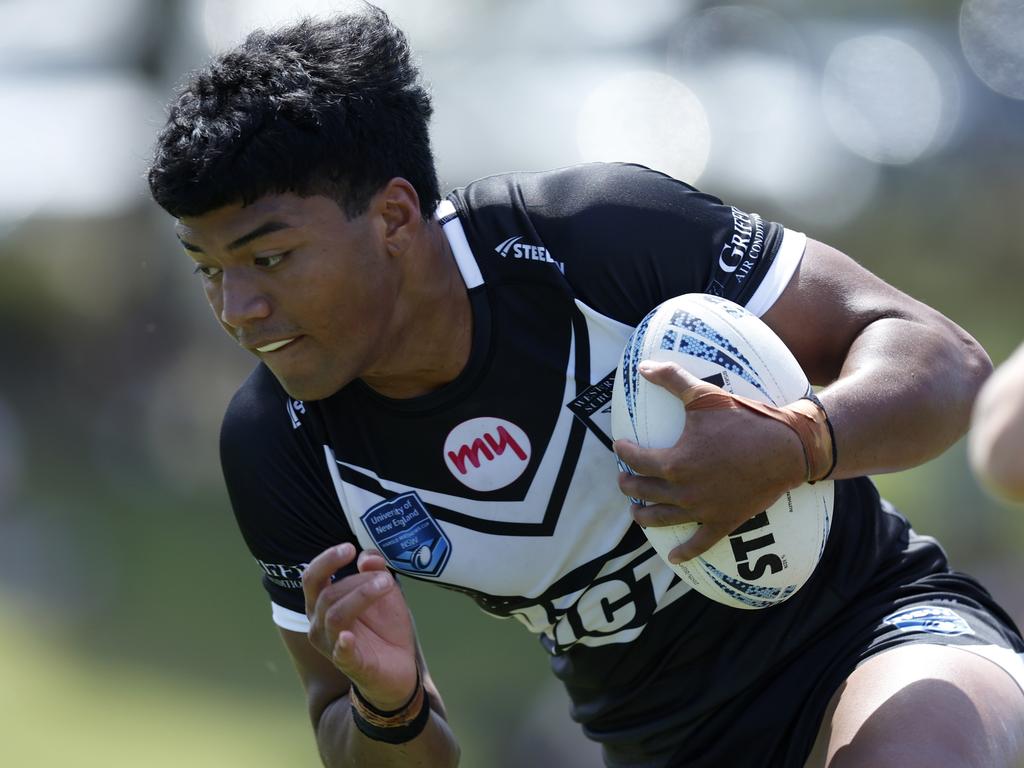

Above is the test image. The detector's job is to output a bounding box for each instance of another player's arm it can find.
[969,340,1024,502]
[282,544,460,768]
[761,237,991,479]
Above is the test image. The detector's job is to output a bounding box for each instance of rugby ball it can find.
[611,293,833,609]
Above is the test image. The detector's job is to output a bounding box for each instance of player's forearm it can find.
[315,694,461,768]
[818,315,991,479]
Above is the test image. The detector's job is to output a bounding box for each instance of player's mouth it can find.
[255,337,300,354]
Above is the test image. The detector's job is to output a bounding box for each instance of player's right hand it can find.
[302,543,419,711]
[614,360,807,563]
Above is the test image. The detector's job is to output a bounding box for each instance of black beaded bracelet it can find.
[350,688,431,745]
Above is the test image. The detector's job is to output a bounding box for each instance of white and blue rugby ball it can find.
[610,293,833,610]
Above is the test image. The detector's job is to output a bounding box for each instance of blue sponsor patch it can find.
[360,492,451,577]
[883,605,974,637]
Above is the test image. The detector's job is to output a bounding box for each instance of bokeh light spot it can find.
[667,5,808,71]
[577,71,710,183]
[822,34,945,165]
[686,56,879,231]
[960,0,1024,100]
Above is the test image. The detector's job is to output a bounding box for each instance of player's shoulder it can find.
[453,162,731,257]
[221,364,313,457]
[446,162,788,322]
[456,161,716,213]
[223,364,287,431]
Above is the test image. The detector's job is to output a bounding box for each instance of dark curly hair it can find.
[148,6,439,219]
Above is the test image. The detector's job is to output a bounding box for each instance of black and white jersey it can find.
[221,163,1023,765]
[222,163,804,648]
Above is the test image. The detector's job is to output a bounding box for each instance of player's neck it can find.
[360,218,472,399]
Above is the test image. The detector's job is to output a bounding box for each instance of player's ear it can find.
[377,177,421,255]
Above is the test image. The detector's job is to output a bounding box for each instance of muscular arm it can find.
[617,237,992,560]
[285,544,460,768]
[968,341,1024,502]
[762,238,992,479]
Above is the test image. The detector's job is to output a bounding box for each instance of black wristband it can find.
[350,689,431,745]
[801,392,837,481]
[351,673,420,718]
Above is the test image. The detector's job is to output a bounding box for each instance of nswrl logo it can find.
[883,605,974,637]
[360,492,451,577]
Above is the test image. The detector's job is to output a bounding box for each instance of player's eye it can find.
[193,263,223,279]
[254,251,290,269]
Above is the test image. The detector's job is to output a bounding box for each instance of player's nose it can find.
[218,269,272,329]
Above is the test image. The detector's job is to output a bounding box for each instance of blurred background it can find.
[1,0,1022,765]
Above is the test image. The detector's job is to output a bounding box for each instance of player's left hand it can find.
[613,360,807,563]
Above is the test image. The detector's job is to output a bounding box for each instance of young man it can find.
[148,8,1024,767]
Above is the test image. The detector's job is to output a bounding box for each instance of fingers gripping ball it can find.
[610,293,834,609]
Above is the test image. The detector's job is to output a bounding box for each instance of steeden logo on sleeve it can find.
[494,235,565,273]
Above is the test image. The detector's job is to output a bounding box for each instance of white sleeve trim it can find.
[272,601,311,633]
[744,228,806,317]
[436,199,484,289]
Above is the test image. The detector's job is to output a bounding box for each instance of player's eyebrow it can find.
[176,221,294,254]
[177,234,202,253]
[226,221,293,251]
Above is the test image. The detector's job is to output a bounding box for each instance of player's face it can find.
[175,193,401,401]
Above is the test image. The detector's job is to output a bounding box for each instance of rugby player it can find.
[148,8,1024,767]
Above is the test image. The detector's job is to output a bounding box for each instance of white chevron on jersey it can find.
[318,295,696,652]
[327,325,580,523]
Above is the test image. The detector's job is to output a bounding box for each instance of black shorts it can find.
[563,484,1024,768]
[664,542,1024,768]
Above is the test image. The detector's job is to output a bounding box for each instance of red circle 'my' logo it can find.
[443,417,531,491]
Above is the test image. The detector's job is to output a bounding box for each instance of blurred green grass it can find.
[0,585,557,768]
[0,595,319,767]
